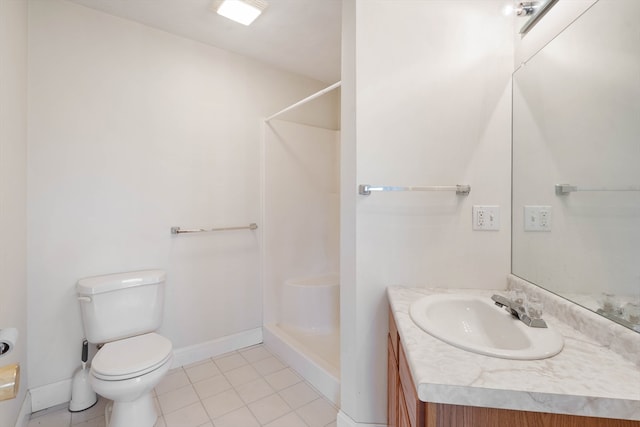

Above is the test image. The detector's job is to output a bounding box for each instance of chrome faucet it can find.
[491,294,547,328]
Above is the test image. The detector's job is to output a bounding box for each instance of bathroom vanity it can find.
[387,286,640,427]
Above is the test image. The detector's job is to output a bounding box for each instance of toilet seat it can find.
[92,333,172,381]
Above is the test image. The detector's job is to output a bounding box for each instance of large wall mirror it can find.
[512,0,640,332]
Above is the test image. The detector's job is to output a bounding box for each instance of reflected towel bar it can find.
[555,184,640,195]
[358,184,471,196]
[171,223,258,235]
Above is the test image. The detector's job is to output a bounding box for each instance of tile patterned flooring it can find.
[28,344,338,427]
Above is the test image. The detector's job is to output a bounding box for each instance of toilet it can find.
[77,270,173,427]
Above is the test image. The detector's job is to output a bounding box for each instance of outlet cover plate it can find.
[524,205,552,231]
[473,205,500,231]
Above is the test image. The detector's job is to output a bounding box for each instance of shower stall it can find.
[261,82,341,405]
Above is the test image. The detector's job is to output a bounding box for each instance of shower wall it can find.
[263,119,340,326]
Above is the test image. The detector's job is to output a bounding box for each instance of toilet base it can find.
[105,393,157,427]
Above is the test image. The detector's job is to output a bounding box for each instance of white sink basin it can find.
[409,294,564,360]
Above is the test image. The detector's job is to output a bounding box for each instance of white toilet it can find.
[77,270,173,427]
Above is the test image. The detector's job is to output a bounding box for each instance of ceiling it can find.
[70,0,342,84]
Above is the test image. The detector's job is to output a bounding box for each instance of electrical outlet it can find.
[524,205,552,231]
[473,206,500,231]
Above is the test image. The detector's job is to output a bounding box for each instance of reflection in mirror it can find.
[516,0,558,34]
[512,0,640,332]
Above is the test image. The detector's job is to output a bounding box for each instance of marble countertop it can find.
[388,286,640,421]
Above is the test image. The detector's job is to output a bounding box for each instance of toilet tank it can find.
[77,270,166,344]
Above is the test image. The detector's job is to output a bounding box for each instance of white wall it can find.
[27,0,332,398]
[341,0,513,424]
[263,119,340,326]
[0,0,28,425]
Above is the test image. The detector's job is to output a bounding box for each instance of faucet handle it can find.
[526,294,544,320]
[509,289,526,308]
[491,294,511,308]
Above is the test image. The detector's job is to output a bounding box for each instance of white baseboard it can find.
[14,391,31,427]
[30,328,263,412]
[171,327,263,368]
[30,379,71,413]
[336,410,386,427]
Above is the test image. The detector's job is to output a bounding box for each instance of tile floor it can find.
[28,344,338,427]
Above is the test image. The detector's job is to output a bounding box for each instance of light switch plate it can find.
[472,205,500,231]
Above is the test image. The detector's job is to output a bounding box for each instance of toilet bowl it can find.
[77,270,173,427]
[89,333,173,427]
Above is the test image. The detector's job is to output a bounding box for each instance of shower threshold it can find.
[263,323,340,406]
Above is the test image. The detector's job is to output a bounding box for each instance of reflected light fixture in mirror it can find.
[212,0,268,26]
[516,0,559,34]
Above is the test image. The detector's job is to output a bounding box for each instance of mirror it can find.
[512,0,640,332]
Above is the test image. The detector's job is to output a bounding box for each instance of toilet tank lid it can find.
[77,270,166,296]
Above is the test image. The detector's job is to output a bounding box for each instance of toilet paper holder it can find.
[0,363,20,401]
[0,328,18,357]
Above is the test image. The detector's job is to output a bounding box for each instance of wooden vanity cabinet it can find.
[388,306,424,427]
[387,335,398,427]
[387,306,640,427]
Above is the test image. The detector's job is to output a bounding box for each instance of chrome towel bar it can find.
[171,223,258,235]
[555,184,640,195]
[358,184,471,196]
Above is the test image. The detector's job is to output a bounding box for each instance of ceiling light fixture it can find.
[212,0,268,26]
